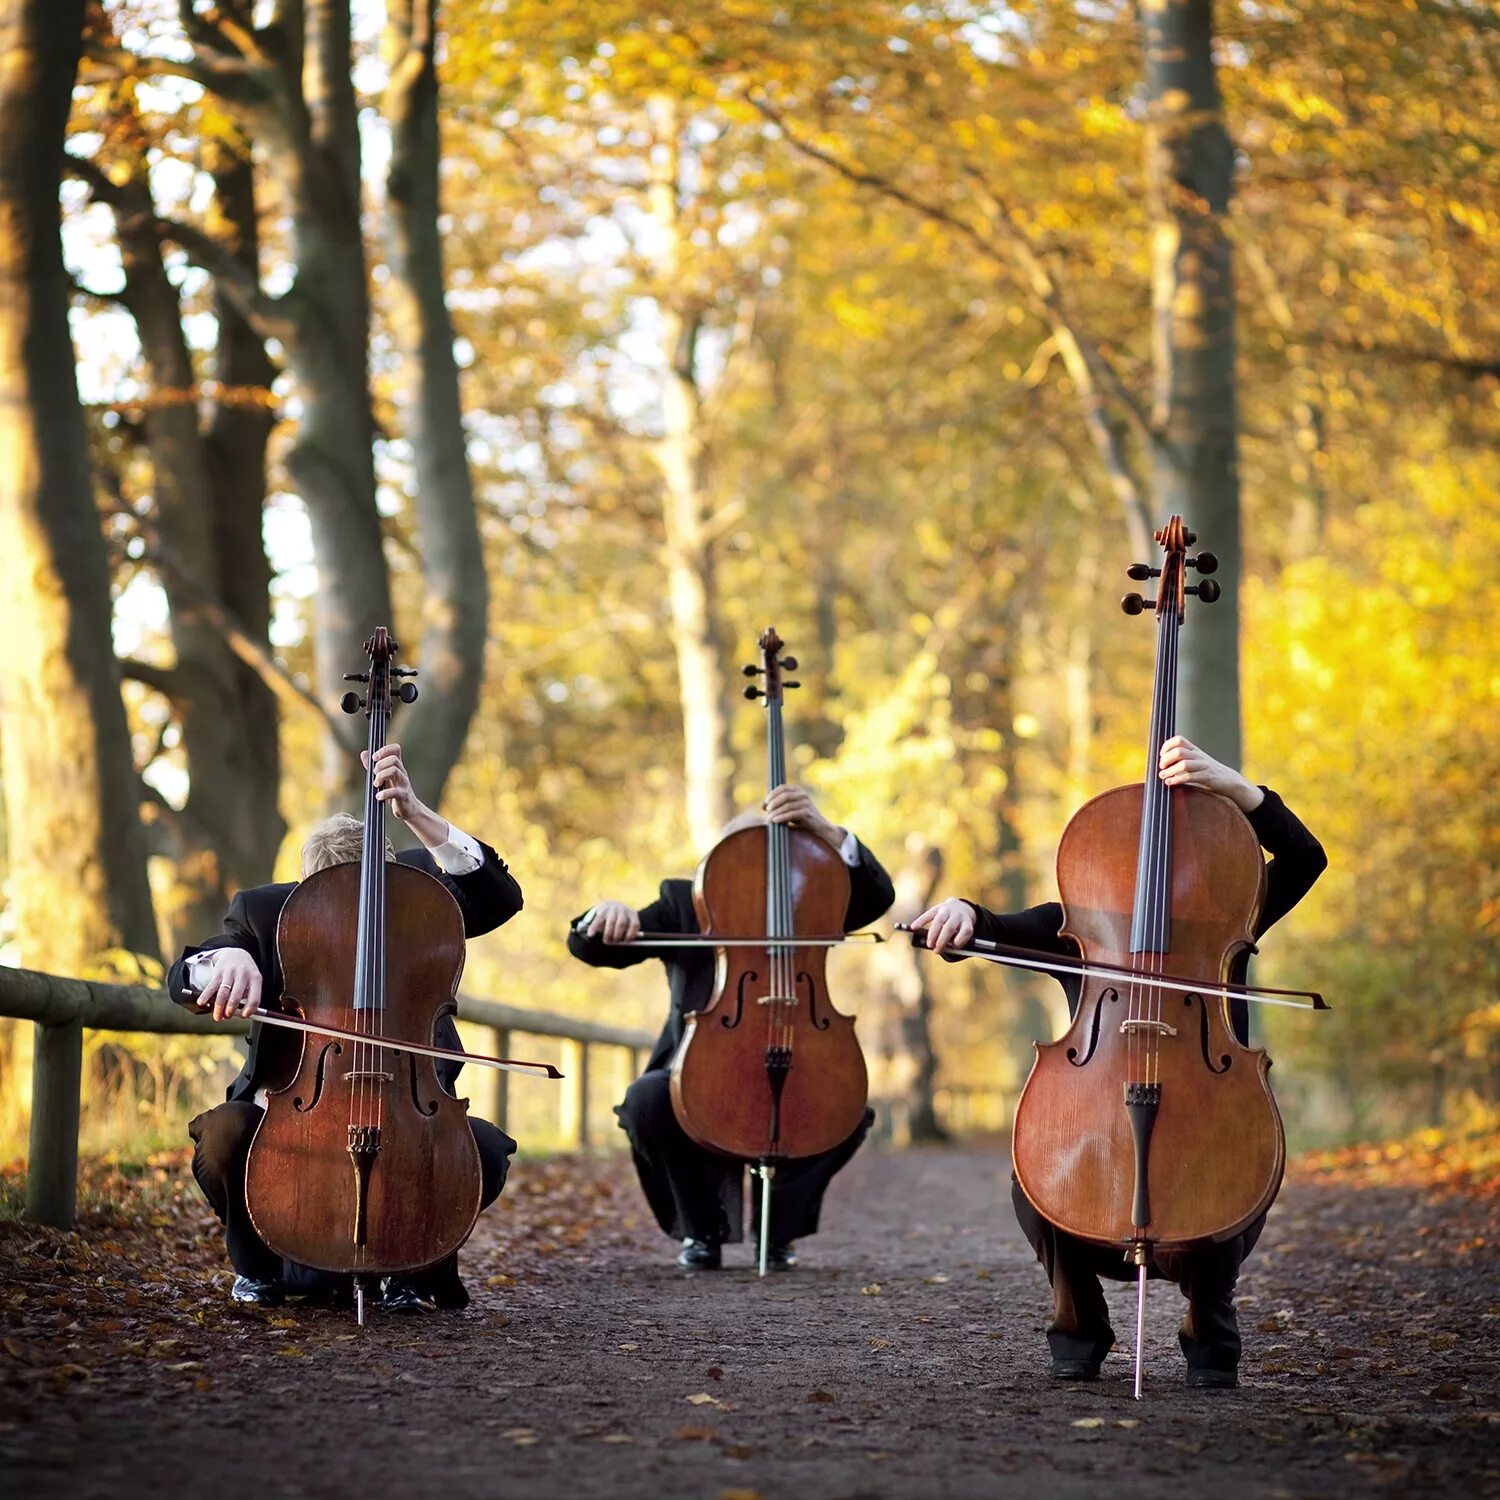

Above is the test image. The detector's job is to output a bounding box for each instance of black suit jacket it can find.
[963,787,1326,1043]
[567,837,896,1073]
[168,842,523,1102]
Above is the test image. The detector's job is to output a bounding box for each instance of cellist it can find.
[167,743,523,1313]
[913,736,1325,1387]
[567,784,895,1269]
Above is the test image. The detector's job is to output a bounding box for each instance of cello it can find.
[243,628,492,1322]
[668,627,869,1273]
[902,517,1326,1396]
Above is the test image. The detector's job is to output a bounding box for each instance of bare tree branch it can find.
[748,92,1155,555]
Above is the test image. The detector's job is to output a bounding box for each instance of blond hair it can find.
[300,813,396,877]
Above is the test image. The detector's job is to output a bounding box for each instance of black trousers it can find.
[1010,1177,1264,1372]
[615,1068,872,1245]
[189,1100,515,1296]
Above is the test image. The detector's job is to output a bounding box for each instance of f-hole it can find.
[723,970,758,1029]
[1186,993,1232,1074]
[1067,989,1117,1066]
[293,1041,341,1112]
[797,970,828,1030]
[406,1052,440,1116]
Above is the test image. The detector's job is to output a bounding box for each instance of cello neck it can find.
[352,632,395,1014]
[765,692,793,943]
[1129,527,1186,955]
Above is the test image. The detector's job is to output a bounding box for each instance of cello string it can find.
[1151,591,1179,1088]
[1131,570,1170,1085]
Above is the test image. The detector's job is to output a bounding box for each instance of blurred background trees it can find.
[0,0,1495,1160]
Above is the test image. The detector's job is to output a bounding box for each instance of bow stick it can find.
[220,1007,564,1078]
[894,924,1328,1011]
[572,927,884,948]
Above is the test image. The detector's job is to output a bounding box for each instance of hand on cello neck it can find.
[1157,736,1265,813]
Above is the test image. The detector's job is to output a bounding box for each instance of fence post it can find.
[559,1039,589,1149]
[490,1026,511,1133]
[613,1045,637,1104]
[25,1019,83,1228]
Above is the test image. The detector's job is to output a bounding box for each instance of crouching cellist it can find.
[169,628,556,1318]
[567,628,895,1273]
[911,519,1327,1393]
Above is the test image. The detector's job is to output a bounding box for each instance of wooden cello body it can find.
[1011,518,1286,1252]
[670,627,869,1163]
[244,628,482,1278]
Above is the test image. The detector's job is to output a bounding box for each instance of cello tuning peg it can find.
[744,685,764,700]
[1121,593,1153,616]
[397,682,419,704]
[1125,564,1159,581]
[1188,578,1222,604]
[781,656,798,671]
[392,666,419,677]
[742,664,760,676]
[784,680,801,690]
[1184,529,1198,546]
[1190,551,1218,575]
[342,672,369,683]
[340,691,364,714]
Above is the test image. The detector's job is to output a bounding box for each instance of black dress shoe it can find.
[1050,1357,1102,1381]
[677,1238,722,1270]
[765,1243,797,1270]
[379,1277,434,1313]
[1186,1367,1238,1389]
[429,1269,470,1311]
[230,1275,284,1307]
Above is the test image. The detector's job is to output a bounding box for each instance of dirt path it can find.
[3,1144,1497,1499]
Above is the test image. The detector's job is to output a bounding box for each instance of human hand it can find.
[195,950,264,1021]
[764,784,843,849]
[364,743,421,821]
[1157,736,1264,812]
[584,901,641,944]
[909,898,976,956]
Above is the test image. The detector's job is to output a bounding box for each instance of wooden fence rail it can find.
[0,964,654,1231]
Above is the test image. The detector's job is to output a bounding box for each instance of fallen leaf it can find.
[806,1390,836,1404]
[924,1274,951,1285]
[860,1283,883,1296]
[672,1425,717,1441]
[599,1434,633,1445]
[1072,1417,1104,1429]
[685,1392,722,1407]
[1113,1419,1140,1429]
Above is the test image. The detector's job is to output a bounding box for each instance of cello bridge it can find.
[343,1069,395,1082]
[755,995,796,1007]
[1118,1019,1178,1038]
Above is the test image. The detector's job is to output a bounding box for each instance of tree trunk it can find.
[870,840,946,1144]
[1143,0,1243,764]
[185,0,388,798]
[201,131,284,886]
[380,0,488,811]
[0,0,156,971]
[99,115,280,950]
[647,100,732,850]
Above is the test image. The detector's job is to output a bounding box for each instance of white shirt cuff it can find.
[837,828,860,867]
[184,950,221,994]
[428,822,484,876]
